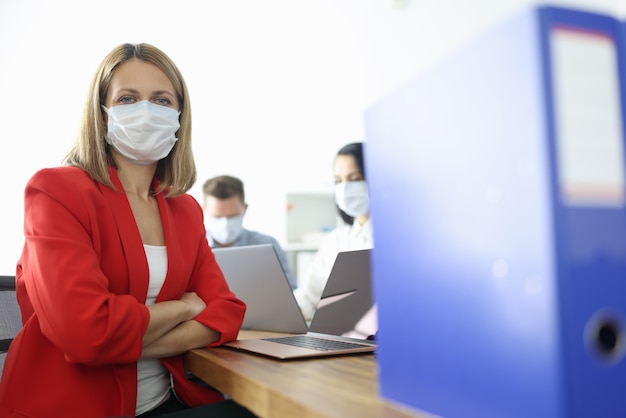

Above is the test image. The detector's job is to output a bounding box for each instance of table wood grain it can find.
[183,331,435,418]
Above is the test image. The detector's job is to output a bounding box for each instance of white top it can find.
[293,220,374,321]
[136,245,171,416]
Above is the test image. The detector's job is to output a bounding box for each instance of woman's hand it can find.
[141,294,218,358]
[179,291,206,319]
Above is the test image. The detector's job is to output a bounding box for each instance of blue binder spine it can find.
[538,6,626,417]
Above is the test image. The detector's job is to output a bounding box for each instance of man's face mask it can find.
[205,215,244,245]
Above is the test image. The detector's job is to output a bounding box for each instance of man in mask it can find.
[202,175,297,289]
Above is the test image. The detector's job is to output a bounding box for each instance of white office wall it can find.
[359,0,624,107]
[0,0,623,274]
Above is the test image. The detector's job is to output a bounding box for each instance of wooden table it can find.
[183,330,435,418]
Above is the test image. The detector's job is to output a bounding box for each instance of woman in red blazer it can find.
[0,44,253,418]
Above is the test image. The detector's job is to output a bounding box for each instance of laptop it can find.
[212,244,308,334]
[222,249,377,360]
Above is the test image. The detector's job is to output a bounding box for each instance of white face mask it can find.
[103,100,180,166]
[335,181,370,217]
[206,215,244,245]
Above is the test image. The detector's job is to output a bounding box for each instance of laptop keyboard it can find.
[262,335,369,352]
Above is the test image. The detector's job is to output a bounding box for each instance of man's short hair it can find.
[203,175,245,201]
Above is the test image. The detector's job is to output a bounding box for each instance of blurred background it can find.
[0,0,623,274]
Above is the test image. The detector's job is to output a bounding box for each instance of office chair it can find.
[0,275,19,377]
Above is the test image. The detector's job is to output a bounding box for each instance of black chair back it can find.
[0,275,19,377]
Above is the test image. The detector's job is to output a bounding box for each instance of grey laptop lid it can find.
[222,249,376,360]
[212,244,308,333]
[308,249,374,336]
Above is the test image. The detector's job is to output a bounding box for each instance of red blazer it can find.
[0,166,246,418]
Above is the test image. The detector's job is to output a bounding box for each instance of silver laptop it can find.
[222,249,376,360]
[212,244,308,334]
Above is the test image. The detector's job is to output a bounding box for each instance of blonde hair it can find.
[63,43,196,197]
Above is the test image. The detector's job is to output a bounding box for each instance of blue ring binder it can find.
[365,5,626,418]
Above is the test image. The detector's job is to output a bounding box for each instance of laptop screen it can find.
[307,249,376,338]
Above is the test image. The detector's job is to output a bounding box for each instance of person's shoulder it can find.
[240,229,286,248]
[165,192,203,217]
[30,165,88,179]
[28,166,92,189]
[315,223,352,248]
[242,229,277,243]
[326,223,352,237]
[166,192,199,207]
